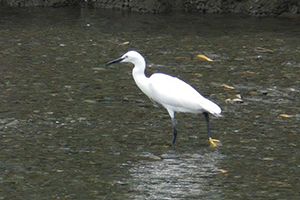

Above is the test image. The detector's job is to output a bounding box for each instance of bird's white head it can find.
[120,51,143,64]
[104,50,145,67]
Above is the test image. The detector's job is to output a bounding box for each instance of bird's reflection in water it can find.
[128,150,224,199]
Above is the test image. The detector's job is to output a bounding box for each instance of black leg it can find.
[203,112,220,147]
[203,112,212,139]
[171,118,177,145]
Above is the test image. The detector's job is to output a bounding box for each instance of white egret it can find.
[104,51,222,147]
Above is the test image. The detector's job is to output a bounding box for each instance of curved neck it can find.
[131,59,151,97]
[132,58,146,75]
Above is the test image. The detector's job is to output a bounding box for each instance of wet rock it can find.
[1,0,299,16]
[183,0,300,16]
[259,90,268,95]
[1,0,79,7]
[225,98,244,104]
[225,94,244,105]
[93,0,173,13]
[244,0,289,17]
[183,0,226,13]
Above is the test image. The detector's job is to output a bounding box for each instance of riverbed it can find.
[1,7,299,199]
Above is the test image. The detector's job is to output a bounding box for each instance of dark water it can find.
[1,7,299,199]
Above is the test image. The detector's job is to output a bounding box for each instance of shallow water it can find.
[0,7,299,199]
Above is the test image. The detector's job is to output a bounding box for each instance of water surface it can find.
[1,7,299,199]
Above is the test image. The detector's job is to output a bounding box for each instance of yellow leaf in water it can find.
[254,47,274,53]
[196,54,213,62]
[194,73,203,77]
[221,84,235,90]
[270,181,292,188]
[235,94,242,99]
[225,99,233,104]
[279,114,295,118]
[262,157,275,161]
[118,41,130,46]
[240,70,259,75]
[217,168,229,174]
[91,190,100,195]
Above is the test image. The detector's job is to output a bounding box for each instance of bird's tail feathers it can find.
[204,100,222,117]
[213,113,223,118]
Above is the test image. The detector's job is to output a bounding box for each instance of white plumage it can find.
[105,50,222,147]
[148,73,221,115]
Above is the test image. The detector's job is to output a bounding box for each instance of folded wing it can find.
[148,73,221,116]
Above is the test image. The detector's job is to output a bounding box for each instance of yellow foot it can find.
[209,138,221,148]
[163,143,172,148]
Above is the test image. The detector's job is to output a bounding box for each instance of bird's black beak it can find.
[104,57,124,66]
